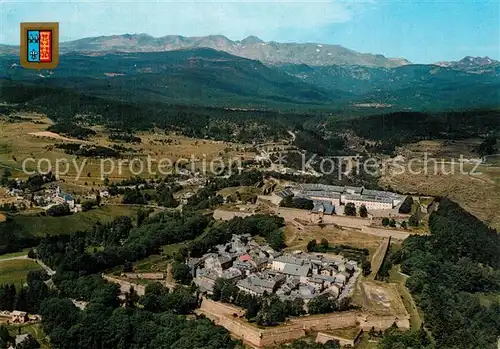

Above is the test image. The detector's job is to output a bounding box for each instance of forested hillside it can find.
[38,292,237,349]
[0,79,300,142]
[1,48,499,111]
[280,63,500,110]
[2,78,498,150]
[0,50,344,108]
[329,109,500,153]
[385,198,500,349]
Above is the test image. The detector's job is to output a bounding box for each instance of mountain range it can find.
[0,34,498,113]
[0,49,343,108]
[2,34,498,70]
[1,47,498,112]
[434,56,500,73]
[3,34,412,68]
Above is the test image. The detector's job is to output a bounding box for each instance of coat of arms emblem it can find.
[20,22,59,69]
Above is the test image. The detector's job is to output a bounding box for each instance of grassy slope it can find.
[12,205,138,237]
[0,115,243,185]
[388,265,423,329]
[0,259,41,286]
[0,249,31,260]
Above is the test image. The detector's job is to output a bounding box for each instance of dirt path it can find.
[102,274,146,296]
[370,237,391,280]
[0,255,29,262]
[28,131,87,143]
[35,259,56,276]
[166,263,174,284]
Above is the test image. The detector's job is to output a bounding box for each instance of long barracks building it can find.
[291,184,405,212]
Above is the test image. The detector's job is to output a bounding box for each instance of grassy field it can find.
[284,224,383,256]
[12,205,139,237]
[324,326,361,340]
[136,241,189,265]
[0,259,41,286]
[353,278,408,317]
[477,292,500,307]
[217,186,244,197]
[132,254,170,273]
[8,324,51,349]
[0,114,254,187]
[217,186,259,196]
[85,245,105,254]
[106,241,189,280]
[382,139,500,230]
[162,241,190,257]
[368,238,391,280]
[0,248,30,260]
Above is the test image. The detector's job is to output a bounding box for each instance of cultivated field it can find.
[0,259,42,286]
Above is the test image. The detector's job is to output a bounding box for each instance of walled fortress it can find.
[197,298,410,348]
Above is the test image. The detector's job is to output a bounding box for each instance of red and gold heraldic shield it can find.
[39,31,52,62]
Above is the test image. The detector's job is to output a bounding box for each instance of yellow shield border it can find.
[20,22,59,70]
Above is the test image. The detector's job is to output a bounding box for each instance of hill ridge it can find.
[1,33,411,68]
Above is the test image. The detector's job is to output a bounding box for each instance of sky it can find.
[0,0,498,63]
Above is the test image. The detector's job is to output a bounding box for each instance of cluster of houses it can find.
[275,184,406,214]
[0,310,40,324]
[190,234,359,302]
[6,184,110,213]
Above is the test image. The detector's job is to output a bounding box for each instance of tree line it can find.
[329,110,500,155]
[0,270,54,315]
